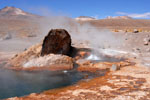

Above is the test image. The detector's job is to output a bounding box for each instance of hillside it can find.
[77,19,150,30]
[0,6,150,39]
[0,6,42,38]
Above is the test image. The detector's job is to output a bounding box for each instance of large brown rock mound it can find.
[8,43,73,71]
[41,29,72,56]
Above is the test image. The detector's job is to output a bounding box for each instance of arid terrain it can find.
[1,7,150,100]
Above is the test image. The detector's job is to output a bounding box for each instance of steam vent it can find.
[41,29,72,56]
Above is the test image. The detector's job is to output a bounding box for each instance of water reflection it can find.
[0,68,85,99]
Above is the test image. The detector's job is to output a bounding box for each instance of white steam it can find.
[37,16,124,50]
[86,54,101,60]
[0,8,124,54]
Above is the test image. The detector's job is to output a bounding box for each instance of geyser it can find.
[41,29,72,56]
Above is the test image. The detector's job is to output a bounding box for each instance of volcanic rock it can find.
[41,29,72,56]
[8,29,74,71]
[8,43,73,71]
[23,54,73,71]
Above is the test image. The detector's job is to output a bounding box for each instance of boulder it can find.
[41,29,72,56]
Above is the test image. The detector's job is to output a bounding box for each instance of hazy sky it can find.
[0,0,150,19]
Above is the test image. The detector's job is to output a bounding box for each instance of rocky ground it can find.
[0,25,150,98]
[113,31,150,67]
[1,30,150,100]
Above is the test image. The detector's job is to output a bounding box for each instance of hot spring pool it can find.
[0,66,103,99]
[0,49,124,99]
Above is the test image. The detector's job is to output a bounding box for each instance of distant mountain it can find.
[0,6,40,19]
[106,16,132,19]
[75,16,96,21]
[0,6,43,39]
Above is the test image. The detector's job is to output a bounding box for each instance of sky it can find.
[0,0,150,19]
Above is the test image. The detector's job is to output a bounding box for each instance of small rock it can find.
[27,34,36,37]
[143,38,150,42]
[146,48,150,52]
[146,35,150,37]
[136,48,140,51]
[144,41,149,45]
[110,64,118,71]
[133,29,139,33]
[24,48,27,51]
[30,93,37,97]
[132,48,140,52]
[2,34,12,40]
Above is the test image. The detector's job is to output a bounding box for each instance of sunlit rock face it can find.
[23,54,73,71]
[41,29,72,56]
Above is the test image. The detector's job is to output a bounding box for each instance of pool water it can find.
[0,67,101,99]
